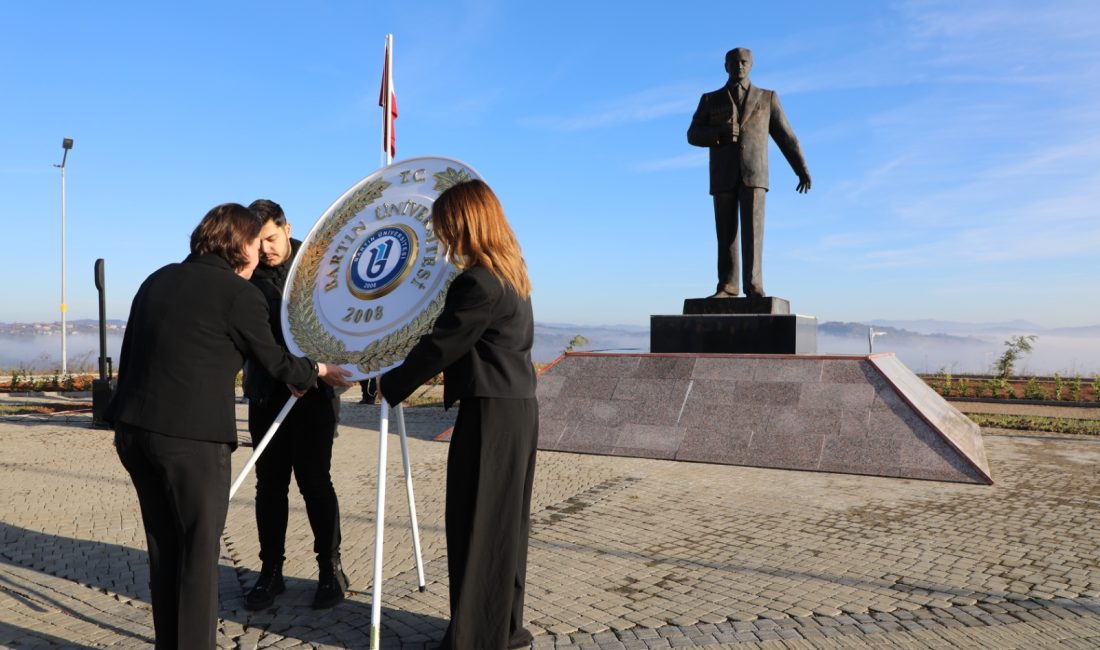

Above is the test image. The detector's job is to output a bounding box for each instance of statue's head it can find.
[725,48,753,82]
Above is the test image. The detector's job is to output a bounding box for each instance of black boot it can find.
[244,563,285,610]
[312,558,349,609]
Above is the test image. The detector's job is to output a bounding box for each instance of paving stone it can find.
[3,399,1100,648]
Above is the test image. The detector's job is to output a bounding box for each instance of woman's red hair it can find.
[431,180,531,298]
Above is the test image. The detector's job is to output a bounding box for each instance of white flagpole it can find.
[382,33,394,167]
[229,395,298,499]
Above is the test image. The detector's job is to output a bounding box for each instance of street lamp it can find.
[868,327,887,354]
[54,137,73,375]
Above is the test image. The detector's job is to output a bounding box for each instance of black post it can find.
[95,259,108,380]
[92,259,113,428]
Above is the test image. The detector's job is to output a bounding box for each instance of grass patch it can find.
[0,402,92,416]
[967,413,1100,436]
[402,391,443,408]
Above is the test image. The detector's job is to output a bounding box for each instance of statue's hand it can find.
[796,173,811,194]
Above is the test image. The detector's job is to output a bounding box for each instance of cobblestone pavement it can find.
[2,393,1099,648]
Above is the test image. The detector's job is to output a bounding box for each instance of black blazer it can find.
[106,253,318,444]
[380,266,536,408]
[243,239,338,424]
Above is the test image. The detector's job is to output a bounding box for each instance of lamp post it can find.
[868,327,887,354]
[55,138,73,375]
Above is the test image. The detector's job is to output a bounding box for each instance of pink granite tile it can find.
[821,358,875,384]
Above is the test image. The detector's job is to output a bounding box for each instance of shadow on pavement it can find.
[0,521,447,647]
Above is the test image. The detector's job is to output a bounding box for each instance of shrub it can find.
[1023,377,1045,400]
[1069,375,1083,402]
[957,378,971,398]
[935,370,953,397]
[985,378,1007,399]
[1054,373,1064,401]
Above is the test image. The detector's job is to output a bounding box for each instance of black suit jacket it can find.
[380,266,536,408]
[243,239,338,426]
[688,82,809,194]
[106,253,318,445]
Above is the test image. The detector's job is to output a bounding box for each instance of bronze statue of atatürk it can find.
[688,47,810,298]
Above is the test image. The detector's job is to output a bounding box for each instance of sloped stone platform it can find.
[536,352,992,485]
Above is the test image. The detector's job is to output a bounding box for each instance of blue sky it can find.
[2,0,1099,328]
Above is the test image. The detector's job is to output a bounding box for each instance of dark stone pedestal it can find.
[683,296,789,315]
[651,314,817,354]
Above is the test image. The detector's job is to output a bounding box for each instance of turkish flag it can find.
[379,37,397,158]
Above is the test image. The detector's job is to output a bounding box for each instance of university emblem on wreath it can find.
[280,156,482,380]
[347,225,418,300]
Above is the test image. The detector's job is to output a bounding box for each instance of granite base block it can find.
[535,352,992,485]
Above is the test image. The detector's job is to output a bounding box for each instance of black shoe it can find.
[244,563,285,610]
[312,558,349,609]
[509,627,534,648]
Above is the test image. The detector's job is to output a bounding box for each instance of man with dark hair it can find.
[242,199,349,610]
[688,47,811,298]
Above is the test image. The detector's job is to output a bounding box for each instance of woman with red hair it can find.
[381,180,538,649]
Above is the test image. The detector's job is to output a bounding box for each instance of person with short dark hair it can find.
[108,203,351,649]
[380,180,538,649]
[242,198,349,610]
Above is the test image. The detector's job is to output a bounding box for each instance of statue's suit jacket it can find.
[688,83,809,195]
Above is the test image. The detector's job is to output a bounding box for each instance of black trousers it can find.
[248,397,340,565]
[443,397,539,649]
[115,423,231,650]
[713,185,767,296]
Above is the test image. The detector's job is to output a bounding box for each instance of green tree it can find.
[994,335,1037,379]
[563,334,590,355]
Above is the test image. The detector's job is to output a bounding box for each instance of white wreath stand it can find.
[230,396,426,650]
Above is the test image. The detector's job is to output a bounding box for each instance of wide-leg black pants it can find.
[115,423,231,650]
[443,397,539,649]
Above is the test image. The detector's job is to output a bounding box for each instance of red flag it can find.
[379,36,397,159]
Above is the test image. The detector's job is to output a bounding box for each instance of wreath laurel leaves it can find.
[286,177,455,374]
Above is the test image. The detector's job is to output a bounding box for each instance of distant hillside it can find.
[3,318,1097,376]
[865,319,1044,335]
[533,322,648,363]
[819,321,983,345]
[533,319,1100,375]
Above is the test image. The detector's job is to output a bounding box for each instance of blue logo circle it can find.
[347,226,417,298]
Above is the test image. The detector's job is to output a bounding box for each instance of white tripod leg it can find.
[370,400,390,650]
[229,395,298,500]
[395,404,426,591]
